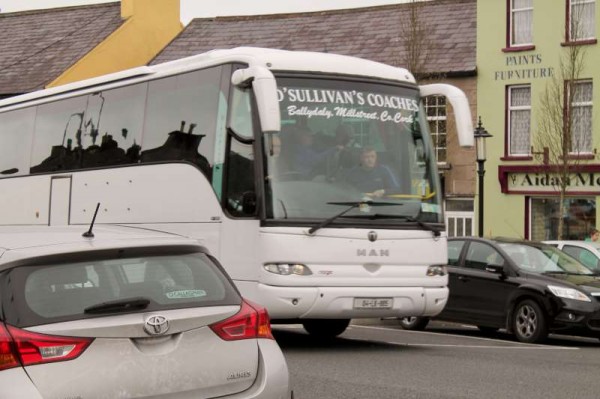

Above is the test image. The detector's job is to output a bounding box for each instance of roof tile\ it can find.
[0,2,124,95]
[151,0,475,76]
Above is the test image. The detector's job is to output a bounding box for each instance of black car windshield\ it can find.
[499,243,594,275]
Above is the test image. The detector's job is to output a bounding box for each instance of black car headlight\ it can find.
[548,285,591,302]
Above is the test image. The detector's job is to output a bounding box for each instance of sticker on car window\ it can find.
[166,290,207,299]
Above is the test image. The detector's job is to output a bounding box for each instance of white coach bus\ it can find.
[0,47,473,338]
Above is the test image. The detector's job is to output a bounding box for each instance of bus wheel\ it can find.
[398,316,429,331]
[302,319,350,338]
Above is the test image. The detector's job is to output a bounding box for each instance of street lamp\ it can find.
[474,117,492,237]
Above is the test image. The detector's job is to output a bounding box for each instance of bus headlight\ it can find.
[264,263,313,276]
[426,265,447,277]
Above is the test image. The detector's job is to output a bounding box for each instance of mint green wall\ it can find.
[477,0,600,239]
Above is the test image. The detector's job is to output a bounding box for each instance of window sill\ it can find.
[500,155,533,161]
[566,153,595,160]
[561,39,597,47]
[502,45,536,53]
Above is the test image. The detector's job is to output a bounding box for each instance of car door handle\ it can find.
[458,276,470,282]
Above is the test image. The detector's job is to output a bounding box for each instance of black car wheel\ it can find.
[512,299,548,344]
[477,326,499,335]
[398,316,429,331]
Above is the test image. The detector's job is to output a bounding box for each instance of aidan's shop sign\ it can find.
[500,167,600,195]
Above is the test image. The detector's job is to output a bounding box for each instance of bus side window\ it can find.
[0,107,35,176]
[30,84,146,174]
[224,83,257,217]
[225,138,256,216]
[141,67,225,181]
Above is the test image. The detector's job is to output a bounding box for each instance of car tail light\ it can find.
[0,323,19,371]
[210,299,274,341]
[0,322,93,371]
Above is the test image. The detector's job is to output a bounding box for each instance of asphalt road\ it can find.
[274,319,600,399]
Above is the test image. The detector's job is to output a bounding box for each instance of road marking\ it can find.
[347,324,578,350]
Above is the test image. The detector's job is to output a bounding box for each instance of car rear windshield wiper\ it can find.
[84,297,151,314]
[307,200,401,235]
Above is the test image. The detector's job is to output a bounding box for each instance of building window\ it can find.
[510,0,533,47]
[570,80,593,154]
[508,85,531,156]
[530,197,596,240]
[445,199,474,238]
[425,95,447,164]
[569,0,596,41]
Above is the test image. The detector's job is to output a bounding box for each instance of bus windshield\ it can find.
[263,76,442,227]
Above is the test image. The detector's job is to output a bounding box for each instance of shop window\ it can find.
[530,197,596,240]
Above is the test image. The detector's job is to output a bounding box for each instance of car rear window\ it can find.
[2,251,240,327]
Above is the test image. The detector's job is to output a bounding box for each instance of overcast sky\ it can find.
[0,0,406,25]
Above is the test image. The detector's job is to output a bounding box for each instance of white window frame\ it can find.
[569,0,596,41]
[445,199,474,238]
[569,80,593,154]
[425,95,447,165]
[510,0,533,47]
[508,85,531,156]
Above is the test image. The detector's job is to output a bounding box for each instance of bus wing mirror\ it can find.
[419,84,474,148]
[411,113,428,163]
[241,191,257,215]
[232,66,281,134]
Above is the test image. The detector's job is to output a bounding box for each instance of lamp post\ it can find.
[474,117,492,237]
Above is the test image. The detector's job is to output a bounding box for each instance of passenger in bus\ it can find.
[288,126,343,178]
[343,147,399,198]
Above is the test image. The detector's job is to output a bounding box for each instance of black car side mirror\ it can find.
[485,264,505,275]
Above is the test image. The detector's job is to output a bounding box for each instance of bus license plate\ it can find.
[353,297,393,309]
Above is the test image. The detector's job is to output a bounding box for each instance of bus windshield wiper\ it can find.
[307,200,401,235]
[343,214,442,237]
[84,297,151,314]
[397,215,442,237]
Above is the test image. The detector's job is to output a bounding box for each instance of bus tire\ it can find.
[398,316,429,331]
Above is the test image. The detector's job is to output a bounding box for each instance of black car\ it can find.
[400,237,600,344]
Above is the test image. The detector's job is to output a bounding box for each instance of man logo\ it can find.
[357,249,390,256]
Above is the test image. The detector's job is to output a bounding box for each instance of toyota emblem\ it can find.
[144,315,170,336]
